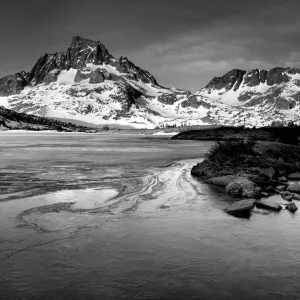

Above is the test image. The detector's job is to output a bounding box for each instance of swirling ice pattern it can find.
[14,160,202,231]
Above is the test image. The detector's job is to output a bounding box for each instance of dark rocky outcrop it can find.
[45,69,61,85]
[204,69,246,92]
[157,93,178,105]
[89,69,106,84]
[266,67,291,86]
[274,98,293,110]
[74,69,92,82]
[27,52,68,85]
[286,202,298,212]
[181,95,214,109]
[116,56,157,85]
[0,72,28,96]
[243,69,268,87]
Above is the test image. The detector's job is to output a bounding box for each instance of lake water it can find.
[1,132,300,300]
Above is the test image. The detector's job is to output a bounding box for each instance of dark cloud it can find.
[0,0,300,91]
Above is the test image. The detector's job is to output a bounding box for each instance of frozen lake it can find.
[1,132,300,300]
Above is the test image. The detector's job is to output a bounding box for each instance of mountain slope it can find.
[0,36,299,128]
[0,105,96,131]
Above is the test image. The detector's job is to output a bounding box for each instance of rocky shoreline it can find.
[191,140,300,217]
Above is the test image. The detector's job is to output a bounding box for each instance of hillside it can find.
[0,105,96,132]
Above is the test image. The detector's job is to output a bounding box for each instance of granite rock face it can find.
[89,69,106,84]
[0,72,28,96]
[116,56,158,85]
[204,69,246,91]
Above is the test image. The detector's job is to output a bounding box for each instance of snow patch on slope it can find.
[56,69,77,84]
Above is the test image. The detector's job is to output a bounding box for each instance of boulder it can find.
[288,173,300,180]
[265,186,276,194]
[261,192,270,198]
[281,192,293,201]
[269,179,289,187]
[260,167,275,179]
[205,175,235,187]
[276,185,286,192]
[286,184,300,194]
[226,177,261,198]
[249,176,270,189]
[278,176,287,182]
[292,193,300,201]
[286,203,298,213]
[255,199,282,211]
[225,199,256,217]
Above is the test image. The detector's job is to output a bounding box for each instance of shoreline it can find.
[190,140,300,216]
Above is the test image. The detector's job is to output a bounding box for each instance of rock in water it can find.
[288,173,300,180]
[205,175,235,187]
[281,192,293,201]
[278,176,287,182]
[286,203,298,212]
[225,199,256,217]
[226,177,261,198]
[276,185,286,191]
[255,199,282,211]
[287,184,300,194]
[265,186,276,194]
[292,193,300,201]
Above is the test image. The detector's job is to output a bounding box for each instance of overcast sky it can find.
[1,0,300,91]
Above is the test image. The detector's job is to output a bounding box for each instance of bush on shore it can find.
[205,138,257,165]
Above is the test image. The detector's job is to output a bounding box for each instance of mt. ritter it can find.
[0,36,300,128]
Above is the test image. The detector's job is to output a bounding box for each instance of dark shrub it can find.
[205,138,257,164]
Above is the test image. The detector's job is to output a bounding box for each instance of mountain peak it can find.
[70,36,106,49]
[205,69,246,92]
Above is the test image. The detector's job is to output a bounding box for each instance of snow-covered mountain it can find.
[0,36,300,128]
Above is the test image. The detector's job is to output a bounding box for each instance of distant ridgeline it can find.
[0,105,94,131]
[172,125,300,145]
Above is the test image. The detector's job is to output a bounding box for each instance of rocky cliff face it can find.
[24,36,156,87]
[0,36,300,128]
[0,72,28,96]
